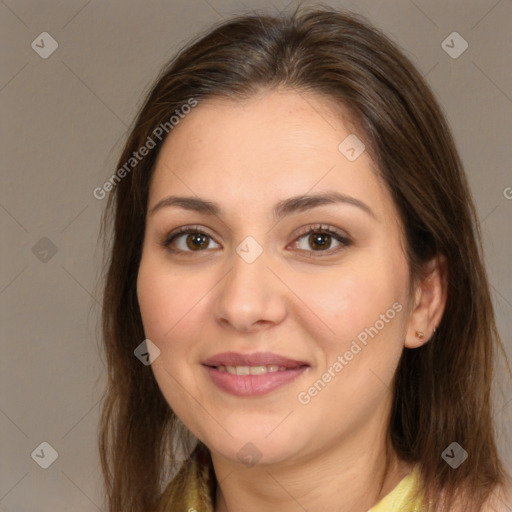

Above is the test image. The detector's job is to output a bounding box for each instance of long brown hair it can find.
[98,4,509,511]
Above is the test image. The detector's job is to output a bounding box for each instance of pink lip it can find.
[203,366,308,396]
[202,352,309,397]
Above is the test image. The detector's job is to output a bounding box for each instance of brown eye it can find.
[292,225,351,256]
[185,232,210,251]
[163,227,220,253]
[307,232,333,251]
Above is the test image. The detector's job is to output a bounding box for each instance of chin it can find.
[201,428,304,468]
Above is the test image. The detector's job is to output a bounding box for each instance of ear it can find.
[405,254,448,348]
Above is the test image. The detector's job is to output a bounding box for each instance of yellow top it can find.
[160,443,426,512]
[369,464,425,511]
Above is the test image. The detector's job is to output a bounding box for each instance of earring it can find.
[415,331,425,339]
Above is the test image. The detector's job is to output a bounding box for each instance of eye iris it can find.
[186,233,209,250]
[309,232,331,251]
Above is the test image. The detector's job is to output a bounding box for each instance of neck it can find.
[211,421,413,512]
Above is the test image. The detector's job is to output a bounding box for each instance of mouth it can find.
[202,351,309,369]
[211,364,300,375]
[202,352,310,396]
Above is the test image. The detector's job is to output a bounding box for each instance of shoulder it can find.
[479,478,512,512]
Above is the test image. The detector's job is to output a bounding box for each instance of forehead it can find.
[149,88,396,225]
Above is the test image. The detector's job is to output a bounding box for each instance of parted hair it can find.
[98,4,509,511]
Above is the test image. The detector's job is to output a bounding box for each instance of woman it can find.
[98,5,511,511]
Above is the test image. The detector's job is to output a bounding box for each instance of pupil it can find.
[310,233,330,250]
[188,233,208,250]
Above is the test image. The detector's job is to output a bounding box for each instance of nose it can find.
[213,246,287,334]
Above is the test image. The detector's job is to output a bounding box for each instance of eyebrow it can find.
[148,191,376,220]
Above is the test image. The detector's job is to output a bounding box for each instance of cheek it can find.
[296,271,405,415]
[137,254,206,343]
[293,252,408,400]
[297,263,405,343]
[136,256,208,423]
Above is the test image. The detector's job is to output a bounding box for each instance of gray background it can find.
[1,0,511,510]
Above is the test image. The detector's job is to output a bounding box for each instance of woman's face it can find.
[137,89,414,466]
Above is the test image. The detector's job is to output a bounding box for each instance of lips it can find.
[201,351,310,397]
[202,351,309,369]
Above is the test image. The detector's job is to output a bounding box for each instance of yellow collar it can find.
[369,464,424,511]
[160,444,424,512]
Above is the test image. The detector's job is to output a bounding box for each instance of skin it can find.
[136,88,447,512]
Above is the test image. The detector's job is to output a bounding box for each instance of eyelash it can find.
[160,224,352,258]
